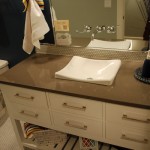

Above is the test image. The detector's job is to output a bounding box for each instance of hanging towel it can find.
[23,0,50,54]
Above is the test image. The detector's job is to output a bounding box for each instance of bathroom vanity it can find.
[0,54,149,150]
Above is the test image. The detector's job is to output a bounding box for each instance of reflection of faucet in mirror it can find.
[107,26,116,34]
[91,25,116,40]
[76,25,92,34]
[91,25,106,40]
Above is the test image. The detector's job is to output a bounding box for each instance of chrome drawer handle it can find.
[63,103,86,111]
[65,121,87,130]
[15,93,34,101]
[122,114,150,123]
[20,110,38,118]
[121,134,148,144]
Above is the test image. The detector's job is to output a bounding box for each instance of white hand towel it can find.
[23,0,50,54]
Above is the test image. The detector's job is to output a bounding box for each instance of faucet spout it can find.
[91,25,106,40]
[91,32,96,40]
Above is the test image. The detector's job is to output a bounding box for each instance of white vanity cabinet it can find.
[0,84,150,150]
[1,85,51,128]
[47,93,104,141]
[106,103,150,150]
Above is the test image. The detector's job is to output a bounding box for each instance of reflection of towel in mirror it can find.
[23,0,50,54]
[51,6,57,21]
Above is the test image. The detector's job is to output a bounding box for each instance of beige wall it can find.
[51,0,118,40]
[125,0,146,37]
[51,0,146,39]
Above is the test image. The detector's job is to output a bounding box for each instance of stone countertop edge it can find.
[0,53,149,109]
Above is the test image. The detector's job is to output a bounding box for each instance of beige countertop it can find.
[0,54,149,109]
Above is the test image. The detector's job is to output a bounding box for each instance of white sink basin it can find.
[55,56,121,85]
[87,39,132,50]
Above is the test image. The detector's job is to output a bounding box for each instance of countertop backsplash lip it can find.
[36,44,147,61]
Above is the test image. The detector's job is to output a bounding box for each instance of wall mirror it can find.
[49,0,149,51]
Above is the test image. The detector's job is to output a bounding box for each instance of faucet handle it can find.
[85,25,92,33]
[95,25,106,33]
[76,25,92,33]
[107,26,115,33]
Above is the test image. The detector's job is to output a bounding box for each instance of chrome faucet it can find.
[91,25,106,40]
[107,26,115,33]
[76,25,92,33]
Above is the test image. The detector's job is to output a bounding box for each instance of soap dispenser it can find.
[134,50,150,84]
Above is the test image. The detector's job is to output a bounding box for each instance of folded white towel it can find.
[23,0,50,54]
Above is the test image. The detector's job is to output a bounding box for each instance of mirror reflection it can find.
[49,0,149,51]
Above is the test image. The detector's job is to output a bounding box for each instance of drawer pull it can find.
[15,93,34,101]
[63,103,86,111]
[20,110,38,118]
[122,114,150,123]
[121,134,148,144]
[65,121,87,130]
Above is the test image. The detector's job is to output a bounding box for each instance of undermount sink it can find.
[87,39,132,50]
[55,56,121,85]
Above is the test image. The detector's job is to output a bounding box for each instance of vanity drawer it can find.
[9,103,51,127]
[106,103,150,130]
[106,122,150,150]
[48,93,103,119]
[1,85,48,108]
[52,110,103,141]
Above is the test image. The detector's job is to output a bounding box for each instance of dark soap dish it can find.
[134,67,150,84]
